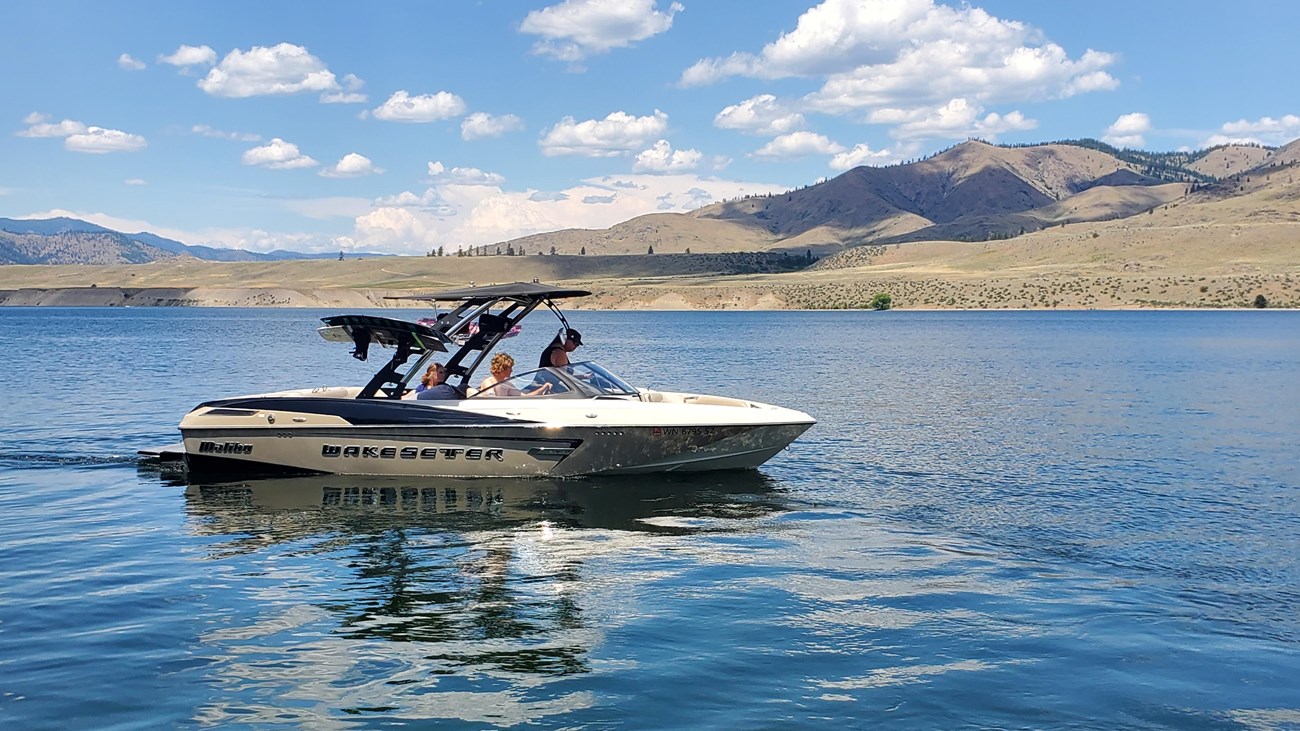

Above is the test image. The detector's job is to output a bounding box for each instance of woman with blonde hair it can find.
[477,353,552,397]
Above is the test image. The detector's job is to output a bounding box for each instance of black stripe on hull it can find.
[182,427,582,450]
[185,452,328,480]
[181,432,587,479]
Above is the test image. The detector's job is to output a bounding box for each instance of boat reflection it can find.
[180,471,790,540]
[168,470,791,707]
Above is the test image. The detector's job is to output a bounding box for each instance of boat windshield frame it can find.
[464,361,639,400]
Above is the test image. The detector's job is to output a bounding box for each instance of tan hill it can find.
[1259,137,1300,168]
[1186,144,1273,178]
[879,182,1189,243]
[1182,139,1300,205]
[496,213,777,256]
[817,153,1300,278]
[1027,182,1188,224]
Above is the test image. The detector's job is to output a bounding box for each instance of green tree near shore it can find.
[870,292,893,310]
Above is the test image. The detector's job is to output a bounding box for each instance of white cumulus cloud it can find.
[117,53,145,71]
[682,0,1116,146]
[320,153,383,178]
[348,173,787,254]
[714,94,806,136]
[521,0,683,62]
[1102,112,1151,148]
[241,138,318,169]
[65,127,148,153]
[18,113,146,152]
[427,161,505,186]
[17,114,87,138]
[354,207,442,251]
[829,143,894,170]
[462,112,525,140]
[753,131,845,159]
[875,98,1037,140]
[633,140,702,172]
[805,42,1116,116]
[159,44,216,68]
[540,109,669,157]
[371,90,466,122]
[683,0,1115,89]
[1202,114,1300,147]
[198,43,339,98]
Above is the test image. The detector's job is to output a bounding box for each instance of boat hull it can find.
[180,421,812,478]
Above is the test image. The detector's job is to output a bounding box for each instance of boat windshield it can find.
[565,362,638,395]
[466,361,638,399]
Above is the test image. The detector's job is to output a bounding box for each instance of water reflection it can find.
[180,471,789,539]
[169,472,789,724]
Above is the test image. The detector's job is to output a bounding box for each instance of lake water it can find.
[1,307,1298,730]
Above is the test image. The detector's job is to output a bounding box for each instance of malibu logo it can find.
[322,445,505,462]
[198,441,254,455]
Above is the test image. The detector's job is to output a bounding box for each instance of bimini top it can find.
[386,281,592,304]
[318,314,451,360]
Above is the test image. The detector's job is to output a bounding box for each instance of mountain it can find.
[0,217,260,263]
[690,140,1182,241]
[0,217,383,264]
[498,139,1282,255]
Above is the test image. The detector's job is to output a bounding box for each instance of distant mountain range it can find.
[503,137,1294,255]
[0,217,385,265]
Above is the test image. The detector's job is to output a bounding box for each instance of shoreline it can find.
[1,281,1294,310]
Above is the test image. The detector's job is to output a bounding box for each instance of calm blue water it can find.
[1,307,1298,730]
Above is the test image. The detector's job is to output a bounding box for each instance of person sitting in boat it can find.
[413,362,459,400]
[539,328,582,368]
[478,353,551,397]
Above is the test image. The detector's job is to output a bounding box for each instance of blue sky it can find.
[2,0,1297,255]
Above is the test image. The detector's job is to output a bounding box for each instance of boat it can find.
[167,281,815,478]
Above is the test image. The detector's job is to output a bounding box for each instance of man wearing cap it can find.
[539,328,582,368]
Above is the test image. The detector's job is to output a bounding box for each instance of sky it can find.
[2,0,1298,255]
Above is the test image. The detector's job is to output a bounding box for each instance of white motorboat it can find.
[171,282,815,478]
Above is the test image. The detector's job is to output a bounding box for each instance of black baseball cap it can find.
[566,328,583,345]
